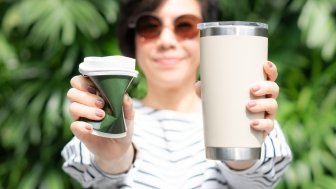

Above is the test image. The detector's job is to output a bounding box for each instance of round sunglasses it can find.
[129,13,202,40]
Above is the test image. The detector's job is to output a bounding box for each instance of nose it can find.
[157,26,178,48]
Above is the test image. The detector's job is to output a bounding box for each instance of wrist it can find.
[94,144,135,175]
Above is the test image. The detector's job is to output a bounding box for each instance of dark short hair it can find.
[116,0,220,58]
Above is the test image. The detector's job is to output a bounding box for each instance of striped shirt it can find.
[62,100,292,189]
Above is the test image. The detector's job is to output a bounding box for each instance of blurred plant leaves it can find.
[0,0,336,189]
[0,31,17,67]
[2,0,117,47]
[0,0,119,188]
[298,0,336,61]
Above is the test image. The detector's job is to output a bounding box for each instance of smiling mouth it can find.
[155,58,181,65]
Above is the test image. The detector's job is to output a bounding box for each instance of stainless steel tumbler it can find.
[198,21,268,160]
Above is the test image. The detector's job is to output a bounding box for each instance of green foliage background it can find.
[0,0,335,188]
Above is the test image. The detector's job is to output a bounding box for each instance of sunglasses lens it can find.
[134,14,201,40]
[175,15,201,39]
[136,15,161,39]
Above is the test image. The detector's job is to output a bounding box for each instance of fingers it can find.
[263,61,278,81]
[250,81,279,98]
[67,75,105,121]
[67,87,105,121]
[70,75,95,91]
[247,98,278,119]
[250,118,274,136]
[67,87,105,108]
[248,61,278,135]
[67,76,135,162]
[194,81,201,98]
[70,121,94,141]
[69,102,105,121]
[70,121,114,154]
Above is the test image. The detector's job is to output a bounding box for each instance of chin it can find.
[157,76,191,88]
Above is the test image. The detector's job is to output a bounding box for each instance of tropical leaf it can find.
[0,31,17,65]
[2,0,117,47]
[298,0,336,60]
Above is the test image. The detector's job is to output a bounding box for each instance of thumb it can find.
[121,94,135,142]
[123,94,134,121]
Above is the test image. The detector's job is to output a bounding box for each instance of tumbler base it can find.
[206,147,261,160]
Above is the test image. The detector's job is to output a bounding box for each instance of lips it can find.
[154,57,182,65]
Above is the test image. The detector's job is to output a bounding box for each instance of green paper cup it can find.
[79,56,138,138]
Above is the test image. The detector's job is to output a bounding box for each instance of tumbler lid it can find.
[197,21,268,37]
[79,56,138,77]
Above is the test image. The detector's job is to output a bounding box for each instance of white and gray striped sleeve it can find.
[61,137,133,189]
[218,121,293,189]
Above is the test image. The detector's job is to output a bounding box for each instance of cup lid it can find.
[197,21,268,30]
[79,56,138,77]
[197,21,268,37]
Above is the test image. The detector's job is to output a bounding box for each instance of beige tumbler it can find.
[198,21,268,160]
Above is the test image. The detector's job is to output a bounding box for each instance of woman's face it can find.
[135,0,202,89]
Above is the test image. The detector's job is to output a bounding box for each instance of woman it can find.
[62,0,292,188]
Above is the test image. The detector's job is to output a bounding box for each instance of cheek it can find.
[135,36,155,55]
[135,36,153,72]
[189,36,200,49]
[186,39,200,63]
[135,36,142,57]
[135,37,147,62]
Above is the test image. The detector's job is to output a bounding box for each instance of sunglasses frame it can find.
[128,12,202,40]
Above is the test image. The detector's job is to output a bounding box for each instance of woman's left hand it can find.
[246,61,279,137]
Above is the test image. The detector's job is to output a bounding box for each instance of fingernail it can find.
[251,120,259,126]
[95,109,105,117]
[95,99,105,108]
[85,124,93,130]
[268,61,273,68]
[248,101,257,107]
[87,85,97,94]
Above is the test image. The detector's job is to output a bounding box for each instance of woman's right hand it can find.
[67,75,135,174]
